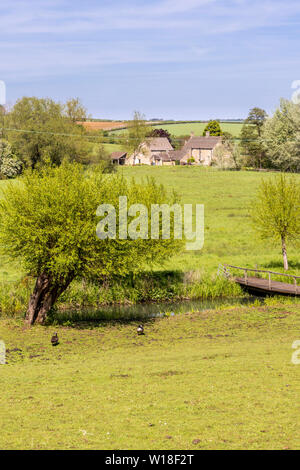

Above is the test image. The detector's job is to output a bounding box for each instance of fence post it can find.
[268,273,272,291]
[244,270,248,285]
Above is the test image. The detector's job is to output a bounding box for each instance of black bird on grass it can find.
[137,325,144,336]
[51,333,59,346]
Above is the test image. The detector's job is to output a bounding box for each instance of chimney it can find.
[205,131,210,137]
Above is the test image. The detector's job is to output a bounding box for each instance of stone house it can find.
[178,132,223,165]
[110,132,227,167]
[158,132,225,166]
[125,137,174,165]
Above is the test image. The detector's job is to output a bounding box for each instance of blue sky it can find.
[1,0,300,119]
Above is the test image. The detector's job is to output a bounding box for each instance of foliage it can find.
[147,127,180,152]
[250,174,300,270]
[0,157,23,179]
[122,111,151,161]
[0,163,183,323]
[245,107,268,135]
[203,120,223,136]
[1,167,300,286]
[0,271,241,318]
[0,139,22,178]
[88,144,116,173]
[261,99,300,171]
[6,97,89,169]
[147,128,172,142]
[0,139,16,160]
[64,97,88,123]
[240,107,268,168]
[212,132,243,169]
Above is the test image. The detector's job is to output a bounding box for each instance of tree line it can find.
[0,97,114,178]
[188,102,300,172]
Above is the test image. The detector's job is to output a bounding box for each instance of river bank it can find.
[0,270,242,319]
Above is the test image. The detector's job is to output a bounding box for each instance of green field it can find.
[118,166,300,276]
[151,121,244,138]
[1,299,300,450]
[1,167,300,450]
[103,143,123,154]
[110,121,244,138]
[0,166,299,289]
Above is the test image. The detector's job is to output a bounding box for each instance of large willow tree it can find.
[0,164,182,324]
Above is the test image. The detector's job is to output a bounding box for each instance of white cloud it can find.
[0,0,299,82]
[0,39,209,79]
[0,0,300,35]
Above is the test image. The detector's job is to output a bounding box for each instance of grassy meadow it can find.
[151,121,244,138]
[110,121,244,138]
[119,166,300,276]
[103,142,123,154]
[0,167,300,450]
[0,167,299,314]
[1,298,300,450]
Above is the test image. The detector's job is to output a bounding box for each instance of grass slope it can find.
[119,166,300,276]
[1,300,300,450]
[151,121,244,138]
[0,167,299,290]
[111,122,244,138]
[103,143,123,154]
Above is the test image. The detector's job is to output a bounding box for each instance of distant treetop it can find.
[203,120,223,136]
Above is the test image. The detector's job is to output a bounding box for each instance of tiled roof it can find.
[148,137,174,151]
[155,150,184,161]
[110,151,127,159]
[183,136,221,151]
[168,150,185,161]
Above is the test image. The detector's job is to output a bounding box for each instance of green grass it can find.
[103,143,123,153]
[118,166,300,277]
[151,121,244,138]
[0,167,299,312]
[111,121,244,138]
[1,168,299,450]
[1,299,300,450]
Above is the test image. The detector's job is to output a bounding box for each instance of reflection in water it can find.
[56,297,262,323]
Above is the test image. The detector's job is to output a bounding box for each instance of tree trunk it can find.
[281,237,289,271]
[25,272,73,325]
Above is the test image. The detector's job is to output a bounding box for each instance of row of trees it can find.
[204,102,300,172]
[3,97,299,175]
[240,101,300,171]
[0,97,114,177]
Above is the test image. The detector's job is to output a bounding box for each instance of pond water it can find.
[56,296,262,323]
